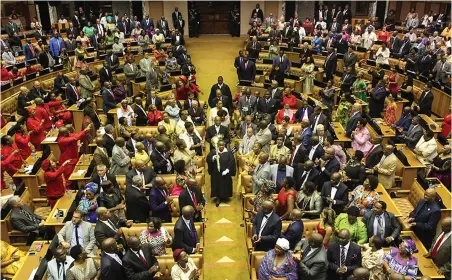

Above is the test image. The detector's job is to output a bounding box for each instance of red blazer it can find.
[276,110,295,124]
[1,145,23,177]
[281,95,298,109]
[1,153,18,189]
[35,105,52,131]
[45,165,66,198]
[46,101,72,122]
[27,117,45,150]
[148,110,163,126]
[58,130,87,165]
[176,86,189,100]
[14,132,32,159]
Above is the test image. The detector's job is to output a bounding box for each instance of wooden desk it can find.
[12,152,43,199]
[376,184,402,217]
[396,145,426,190]
[12,242,50,280]
[397,231,445,279]
[1,122,16,136]
[68,104,84,133]
[76,154,93,166]
[369,118,396,145]
[332,122,351,146]
[395,98,409,120]
[420,114,442,137]
[45,190,77,232]
[108,108,120,129]
[41,129,60,160]
[69,165,92,187]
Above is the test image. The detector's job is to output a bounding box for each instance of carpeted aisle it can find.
[186,36,251,280]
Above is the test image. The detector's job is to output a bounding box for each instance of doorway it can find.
[195,1,239,34]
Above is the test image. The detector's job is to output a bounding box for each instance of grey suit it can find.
[238,95,257,118]
[433,60,451,84]
[269,164,294,184]
[110,145,131,176]
[124,62,139,94]
[239,122,257,138]
[404,124,423,150]
[429,229,451,278]
[57,221,98,256]
[255,128,272,153]
[297,239,328,280]
[252,162,271,194]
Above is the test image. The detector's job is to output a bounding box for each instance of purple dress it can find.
[384,248,418,279]
[258,250,298,280]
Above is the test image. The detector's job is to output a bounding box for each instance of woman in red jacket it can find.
[14,123,34,159]
[26,108,46,151]
[0,60,10,86]
[1,150,21,190]
[0,135,23,178]
[147,104,163,125]
[276,105,295,124]
[176,77,189,100]
[42,158,71,208]
[281,88,297,109]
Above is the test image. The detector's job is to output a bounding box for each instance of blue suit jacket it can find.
[141,19,154,30]
[272,56,291,73]
[295,107,314,123]
[300,127,313,150]
[409,199,441,248]
[49,37,63,57]
[149,187,172,223]
[281,220,304,250]
[395,114,413,131]
[23,43,36,61]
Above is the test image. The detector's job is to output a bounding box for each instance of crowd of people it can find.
[0,3,451,280]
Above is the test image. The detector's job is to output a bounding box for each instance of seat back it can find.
[407,180,425,207]
[168,196,180,217]
[241,175,253,194]
[121,222,204,240]
[116,175,126,195]
[135,126,206,139]
[156,255,203,280]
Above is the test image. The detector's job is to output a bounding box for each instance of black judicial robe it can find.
[207,149,236,200]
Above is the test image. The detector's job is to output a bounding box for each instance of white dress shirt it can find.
[340,241,350,267]
[308,144,320,160]
[258,211,273,238]
[105,252,122,265]
[373,213,386,237]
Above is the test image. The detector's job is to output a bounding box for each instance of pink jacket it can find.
[352,127,373,154]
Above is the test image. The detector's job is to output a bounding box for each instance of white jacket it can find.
[415,137,438,165]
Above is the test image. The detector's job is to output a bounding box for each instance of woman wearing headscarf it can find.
[362,236,386,280]
[258,238,298,280]
[171,249,201,280]
[42,158,71,208]
[67,245,100,280]
[333,206,368,245]
[245,179,276,219]
[383,239,418,279]
[343,150,367,190]
[0,240,27,278]
[171,159,194,196]
[78,182,99,223]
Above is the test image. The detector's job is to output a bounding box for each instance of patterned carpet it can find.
[187,35,251,280]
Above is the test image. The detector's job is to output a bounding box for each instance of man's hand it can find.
[117,203,126,210]
[166,197,174,204]
[196,205,203,211]
[385,236,394,244]
[125,220,133,227]
[61,241,70,249]
[319,158,326,168]
[423,252,431,258]
[406,217,415,223]
[62,159,71,166]
[149,265,159,273]
[12,149,21,155]
[12,252,20,261]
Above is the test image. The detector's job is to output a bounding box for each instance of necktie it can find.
[74,224,80,245]
[138,251,148,267]
[21,208,39,224]
[431,233,446,258]
[365,145,375,159]
[73,85,79,99]
[57,261,66,280]
[300,171,308,187]
[189,190,198,207]
[376,215,384,237]
[108,220,117,231]
[29,44,36,57]
[340,246,346,266]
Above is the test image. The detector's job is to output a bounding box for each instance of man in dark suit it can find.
[5,17,19,37]
[281,209,304,251]
[345,104,362,137]
[336,34,349,54]
[320,173,348,214]
[234,50,245,78]
[398,116,424,150]
[210,89,232,112]
[209,76,233,108]
[95,207,132,249]
[369,80,389,118]
[179,179,206,222]
[172,7,182,27]
[149,177,173,223]
[252,201,282,251]
[103,125,115,157]
[251,4,264,21]
[294,160,320,191]
[175,16,185,35]
[125,175,150,223]
[126,160,156,187]
[342,5,352,23]
[239,56,256,82]
[171,30,185,46]
[342,46,358,72]
[257,91,278,120]
[323,47,337,81]
[106,50,120,71]
[307,136,324,162]
[310,106,328,134]
[205,117,231,149]
[295,233,328,280]
[272,50,291,74]
[132,97,147,126]
[407,188,442,248]
[340,66,356,93]
[365,136,384,168]
[246,36,262,60]
[327,229,362,280]
[117,18,130,35]
[157,16,170,35]
[335,7,344,25]
[295,100,314,123]
[151,141,174,174]
[425,217,451,279]
[66,78,80,106]
[389,31,402,54]
[145,91,164,111]
[290,135,309,175]
[8,195,56,245]
[141,14,154,35]
[101,82,117,115]
[123,236,160,279]
[90,164,120,192]
[172,206,200,254]
[299,120,313,150]
[362,201,401,246]
[101,238,126,280]
[417,82,434,116]
[99,62,113,87]
[393,107,413,132]
[282,23,293,38]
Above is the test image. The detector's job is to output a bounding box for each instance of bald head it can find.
[59,127,69,137]
[262,200,275,214]
[186,178,198,189]
[95,136,105,146]
[182,205,195,218]
[441,217,452,233]
[115,137,125,147]
[389,273,407,280]
[290,209,303,220]
[154,176,165,188]
[352,267,370,280]
[352,104,362,113]
[309,233,324,248]
[383,145,394,156]
[424,187,437,203]
[102,238,117,253]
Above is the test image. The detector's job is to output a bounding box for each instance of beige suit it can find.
[93,146,110,168]
[377,153,397,189]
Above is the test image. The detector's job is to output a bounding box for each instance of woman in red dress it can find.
[26,108,46,151]
[276,105,295,124]
[377,25,389,42]
[176,76,189,100]
[147,104,163,125]
[276,177,296,220]
[281,89,297,109]
[387,68,399,95]
[14,123,33,159]
[303,18,314,35]
[317,208,336,249]
[440,107,451,144]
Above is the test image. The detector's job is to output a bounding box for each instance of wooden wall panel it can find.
[146,1,164,21]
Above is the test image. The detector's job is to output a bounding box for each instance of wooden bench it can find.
[394,144,426,190]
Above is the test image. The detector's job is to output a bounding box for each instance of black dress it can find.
[269,69,285,87]
[344,161,366,190]
[207,149,236,200]
[97,188,123,209]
